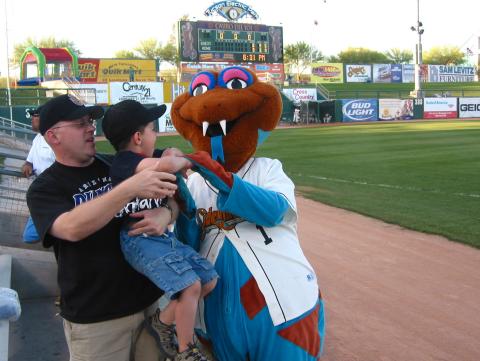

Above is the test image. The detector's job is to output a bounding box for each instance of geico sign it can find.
[460,103,480,111]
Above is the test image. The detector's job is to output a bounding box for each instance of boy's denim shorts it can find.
[120,229,218,299]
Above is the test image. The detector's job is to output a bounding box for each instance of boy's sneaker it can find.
[175,343,212,361]
[146,308,177,358]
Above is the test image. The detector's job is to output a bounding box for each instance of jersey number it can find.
[256,225,272,245]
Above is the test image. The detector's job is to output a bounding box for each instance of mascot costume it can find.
[172,66,325,361]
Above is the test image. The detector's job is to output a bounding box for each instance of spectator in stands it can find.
[21,106,55,177]
[22,106,56,243]
[26,94,178,361]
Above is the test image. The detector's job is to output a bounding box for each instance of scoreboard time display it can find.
[179,20,283,63]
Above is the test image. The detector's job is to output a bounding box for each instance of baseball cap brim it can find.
[145,104,167,122]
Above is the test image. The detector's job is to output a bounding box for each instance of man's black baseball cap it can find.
[102,100,166,150]
[39,94,104,135]
[27,105,44,117]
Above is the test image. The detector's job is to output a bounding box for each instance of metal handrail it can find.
[0,124,36,136]
[0,168,23,177]
[0,116,32,130]
[0,151,26,160]
[315,83,331,100]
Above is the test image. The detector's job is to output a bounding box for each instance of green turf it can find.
[95,121,480,248]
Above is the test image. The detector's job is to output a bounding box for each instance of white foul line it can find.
[303,174,480,199]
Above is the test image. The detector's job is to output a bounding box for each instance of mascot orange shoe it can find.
[172,66,325,361]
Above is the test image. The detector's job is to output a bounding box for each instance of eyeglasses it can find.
[50,117,96,130]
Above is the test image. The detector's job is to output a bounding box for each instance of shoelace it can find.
[185,345,207,361]
[151,308,161,323]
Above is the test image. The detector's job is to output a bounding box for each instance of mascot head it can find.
[171,66,282,172]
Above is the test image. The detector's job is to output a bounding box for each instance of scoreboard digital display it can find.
[179,20,283,64]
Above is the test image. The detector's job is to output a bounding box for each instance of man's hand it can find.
[124,162,178,199]
[21,162,33,178]
[127,207,171,237]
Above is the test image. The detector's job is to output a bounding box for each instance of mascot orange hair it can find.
[172,66,325,361]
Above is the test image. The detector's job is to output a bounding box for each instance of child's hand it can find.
[162,147,184,157]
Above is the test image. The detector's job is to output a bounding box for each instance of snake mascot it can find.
[172,66,325,361]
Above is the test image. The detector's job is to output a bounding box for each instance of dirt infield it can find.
[296,197,480,361]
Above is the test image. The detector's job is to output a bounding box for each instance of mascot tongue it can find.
[210,135,225,164]
[209,129,271,166]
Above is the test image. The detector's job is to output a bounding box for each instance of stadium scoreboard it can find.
[179,20,283,63]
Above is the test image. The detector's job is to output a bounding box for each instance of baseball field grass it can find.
[95,120,480,248]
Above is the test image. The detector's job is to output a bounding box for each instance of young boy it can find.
[102,100,217,361]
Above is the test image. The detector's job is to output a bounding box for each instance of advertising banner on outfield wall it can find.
[108,81,164,105]
[345,64,372,82]
[78,58,100,83]
[75,83,108,104]
[391,64,403,83]
[311,63,343,83]
[428,65,475,82]
[379,99,414,120]
[282,88,317,102]
[402,64,415,83]
[423,97,457,119]
[373,64,392,83]
[342,99,378,122]
[458,98,480,118]
[157,103,177,133]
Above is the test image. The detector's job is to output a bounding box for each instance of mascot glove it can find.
[184,151,233,193]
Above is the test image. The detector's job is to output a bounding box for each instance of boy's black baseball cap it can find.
[39,94,104,135]
[102,100,166,150]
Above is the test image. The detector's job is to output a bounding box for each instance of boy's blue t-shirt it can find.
[110,149,167,219]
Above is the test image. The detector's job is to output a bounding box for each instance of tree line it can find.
[10,37,470,82]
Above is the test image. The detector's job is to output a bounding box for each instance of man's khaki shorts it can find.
[63,303,165,361]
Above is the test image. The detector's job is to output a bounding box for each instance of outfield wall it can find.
[334,97,480,123]
[310,63,477,84]
[287,96,480,124]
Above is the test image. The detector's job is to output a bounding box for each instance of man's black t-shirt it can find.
[110,150,167,219]
[26,156,162,323]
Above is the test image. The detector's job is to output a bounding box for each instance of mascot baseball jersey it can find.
[186,157,319,326]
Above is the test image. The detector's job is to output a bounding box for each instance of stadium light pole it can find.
[410,0,424,98]
[3,0,13,120]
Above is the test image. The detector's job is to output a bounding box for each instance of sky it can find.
[1,0,479,76]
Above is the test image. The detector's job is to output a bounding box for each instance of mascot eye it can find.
[192,84,208,96]
[225,78,247,90]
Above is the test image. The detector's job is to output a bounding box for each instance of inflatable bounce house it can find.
[18,46,79,86]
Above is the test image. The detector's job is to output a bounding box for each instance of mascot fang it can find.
[172,66,325,361]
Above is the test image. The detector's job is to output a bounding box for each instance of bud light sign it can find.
[342,99,378,122]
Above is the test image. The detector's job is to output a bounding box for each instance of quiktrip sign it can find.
[423,97,457,119]
[342,99,378,122]
[458,98,480,118]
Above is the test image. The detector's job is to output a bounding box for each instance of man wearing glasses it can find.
[26,94,177,361]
